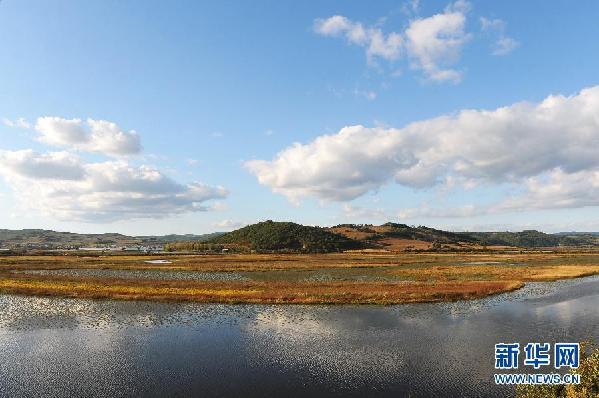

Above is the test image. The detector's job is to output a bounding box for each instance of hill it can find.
[208,220,364,253]
[328,223,478,250]
[2,223,598,253]
[328,224,599,250]
[464,230,597,248]
[0,229,223,249]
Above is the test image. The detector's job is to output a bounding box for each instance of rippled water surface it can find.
[1,276,598,397]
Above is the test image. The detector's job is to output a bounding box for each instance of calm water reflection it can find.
[0,276,598,397]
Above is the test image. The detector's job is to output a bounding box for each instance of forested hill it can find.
[208,221,364,253]
[468,230,598,247]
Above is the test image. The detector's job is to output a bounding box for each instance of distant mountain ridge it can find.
[0,229,224,249]
[329,223,599,249]
[1,223,598,252]
[208,222,599,252]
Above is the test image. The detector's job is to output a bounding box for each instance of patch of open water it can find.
[11,269,249,282]
[0,275,598,397]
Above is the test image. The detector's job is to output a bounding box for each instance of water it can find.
[11,269,249,281]
[0,276,598,397]
[11,268,401,282]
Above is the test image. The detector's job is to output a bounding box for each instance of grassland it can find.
[0,251,598,304]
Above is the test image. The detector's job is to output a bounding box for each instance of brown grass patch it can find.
[0,273,523,304]
[0,251,598,304]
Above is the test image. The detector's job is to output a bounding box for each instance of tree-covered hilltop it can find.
[467,230,598,247]
[208,220,364,253]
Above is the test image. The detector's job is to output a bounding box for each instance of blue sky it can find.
[1,0,599,235]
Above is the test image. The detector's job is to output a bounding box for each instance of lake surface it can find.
[0,276,598,397]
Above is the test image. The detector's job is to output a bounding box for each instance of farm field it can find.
[1,250,599,304]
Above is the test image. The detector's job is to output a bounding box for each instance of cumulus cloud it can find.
[0,150,227,222]
[499,169,599,211]
[2,117,31,129]
[246,125,405,202]
[35,117,141,156]
[398,168,599,218]
[404,4,470,82]
[0,150,84,180]
[246,86,599,210]
[314,1,470,82]
[399,168,599,218]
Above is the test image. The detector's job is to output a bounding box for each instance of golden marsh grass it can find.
[0,251,598,304]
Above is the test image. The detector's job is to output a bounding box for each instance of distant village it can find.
[0,243,165,253]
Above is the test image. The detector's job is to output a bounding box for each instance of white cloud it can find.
[314,1,470,82]
[2,117,31,129]
[342,204,390,220]
[246,125,404,202]
[0,150,84,180]
[35,117,141,156]
[0,150,227,222]
[397,204,483,219]
[445,0,471,13]
[499,169,599,211]
[247,85,599,211]
[397,168,599,218]
[314,15,403,64]
[398,168,599,218]
[404,4,470,83]
[212,219,246,230]
[186,158,199,165]
[209,201,228,211]
[492,37,519,56]
[480,17,519,56]
[480,17,504,31]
